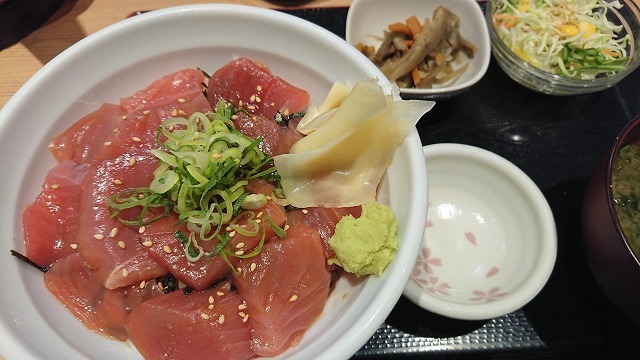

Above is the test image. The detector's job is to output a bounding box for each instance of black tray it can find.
[282,3,640,359]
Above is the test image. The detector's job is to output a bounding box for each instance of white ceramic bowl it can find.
[0,5,428,360]
[346,0,491,99]
[403,144,556,320]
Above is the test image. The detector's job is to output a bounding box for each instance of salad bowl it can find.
[487,0,640,95]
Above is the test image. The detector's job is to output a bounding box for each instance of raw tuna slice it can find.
[77,152,167,289]
[207,58,310,121]
[233,223,331,357]
[48,103,125,163]
[287,206,362,263]
[94,90,212,164]
[44,253,163,340]
[142,201,287,291]
[22,160,90,268]
[126,282,255,360]
[75,68,212,289]
[121,68,207,113]
[232,111,304,156]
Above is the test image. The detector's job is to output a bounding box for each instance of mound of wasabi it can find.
[329,202,398,277]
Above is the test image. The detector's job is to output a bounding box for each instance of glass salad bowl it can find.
[486,0,640,95]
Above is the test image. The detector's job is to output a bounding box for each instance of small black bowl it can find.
[0,0,65,50]
[582,115,640,325]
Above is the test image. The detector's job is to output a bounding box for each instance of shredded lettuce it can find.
[492,0,630,79]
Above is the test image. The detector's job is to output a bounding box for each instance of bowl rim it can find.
[345,0,491,96]
[485,0,640,87]
[0,4,427,360]
[604,116,640,270]
[403,143,557,320]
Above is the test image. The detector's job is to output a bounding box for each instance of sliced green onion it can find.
[108,99,284,265]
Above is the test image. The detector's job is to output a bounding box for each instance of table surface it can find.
[0,0,350,109]
[3,1,640,359]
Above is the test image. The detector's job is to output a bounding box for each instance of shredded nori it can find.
[10,250,49,273]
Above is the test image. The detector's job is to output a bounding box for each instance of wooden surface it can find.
[0,0,351,109]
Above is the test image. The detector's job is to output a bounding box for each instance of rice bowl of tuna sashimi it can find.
[0,4,430,360]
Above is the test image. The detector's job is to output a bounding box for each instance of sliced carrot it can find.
[411,67,421,86]
[405,16,423,38]
[388,22,413,37]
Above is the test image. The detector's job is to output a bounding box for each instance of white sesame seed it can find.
[113,128,119,133]
[238,303,247,310]
[171,109,178,117]
[238,311,246,318]
[247,105,256,110]
[104,141,112,146]
[93,234,104,240]
[242,314,249,322]
[122,268,129,277]
[163,245,172,254]
[231,114,239,120]
[250,95,256,102]
[178,110,186,116]
[109,227,118,237]
[218,315,225,324]
[128,157,136,166]
[118,241,126,249]
[255,219,262,224]
[255,96,261,103]
[121,115,128,120]
[235,250,244,256]
[229,231,236,237]
[51,184,60,190]
[70,243,78,249]
[138,226,146,234]
[284,224,290,231]
[142,109,150,115]
[208,296,215,304]
[256,85,262,92]
[139,280,146,289]
[235,242,245,249]
[256,211,264,218]
[132,136,142,142]
[201,313,210,320]
[208,304,214,310]
[250,263,257,272]
[217,291,224,296]
[113,179,122,185]
[238,100,244,107]
[142,240,153,247]
[178,98,186,103]
[289,294,298,302]
[302,209,309,214]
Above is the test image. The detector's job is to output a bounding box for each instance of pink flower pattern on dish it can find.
[469,286,508,302]
[412,275,451,296]
[465,231,477,246]
[413,247,442,275]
